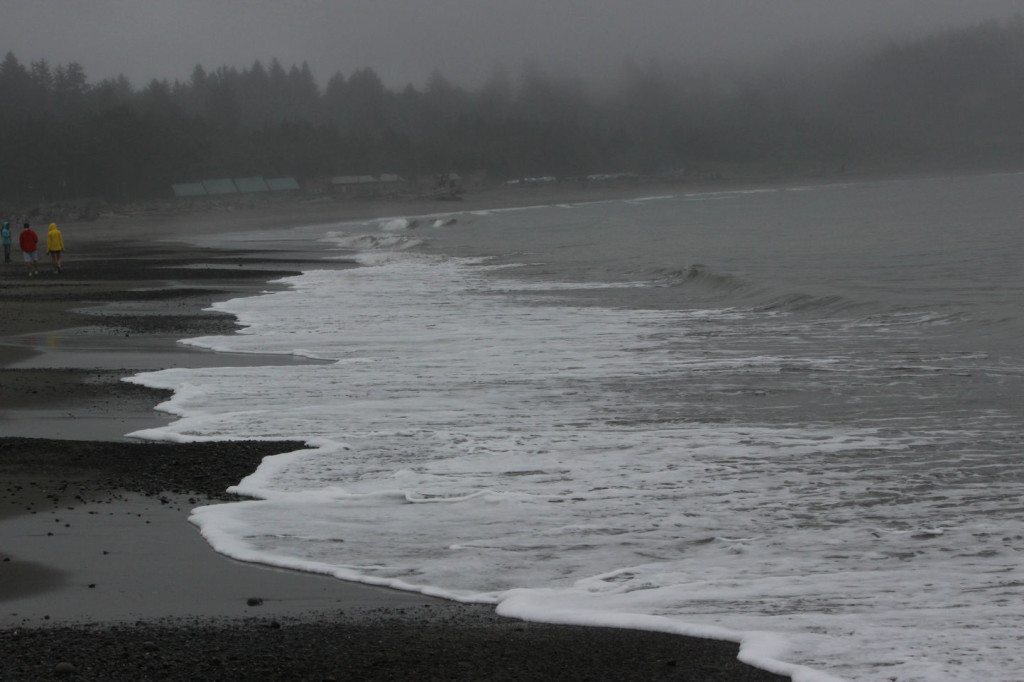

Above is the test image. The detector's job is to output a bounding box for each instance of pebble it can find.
[54,661,76,675]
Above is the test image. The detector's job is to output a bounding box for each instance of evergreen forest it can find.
[3,17,1024,204]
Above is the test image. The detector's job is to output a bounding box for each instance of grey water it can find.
[423,174,1024,427]
[169,171,1024,680]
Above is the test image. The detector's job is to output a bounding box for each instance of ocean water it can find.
[128,173,1024,682]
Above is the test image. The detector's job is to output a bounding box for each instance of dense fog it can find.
[2,17,1024,203]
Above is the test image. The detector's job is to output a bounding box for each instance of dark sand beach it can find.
[1,190,789,680]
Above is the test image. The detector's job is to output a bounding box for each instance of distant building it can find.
[171,174,405,201]
[172,176,301,199]
[330,175,377,194]
[172,182,207,198]
[202,178,239,195]
[233,177,270,193]
[266,177,300,192]
[329,174,407,196]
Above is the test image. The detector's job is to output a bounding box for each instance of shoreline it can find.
[0,187,789,679]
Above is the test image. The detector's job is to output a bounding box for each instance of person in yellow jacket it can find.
[46,222,65,273]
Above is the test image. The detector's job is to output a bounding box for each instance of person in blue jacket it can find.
[1,221,11,264]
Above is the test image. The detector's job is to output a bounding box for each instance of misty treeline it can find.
[3,17,1024,203]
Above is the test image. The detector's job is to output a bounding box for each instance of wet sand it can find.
[0,190,789,680]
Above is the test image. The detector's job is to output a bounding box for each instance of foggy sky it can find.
[4,0,1024,88]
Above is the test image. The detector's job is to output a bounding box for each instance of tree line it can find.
[2,16,1024,204]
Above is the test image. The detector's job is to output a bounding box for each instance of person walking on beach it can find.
[46,222,64,273]
[1,221,11,264]
[19,222,40,277]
